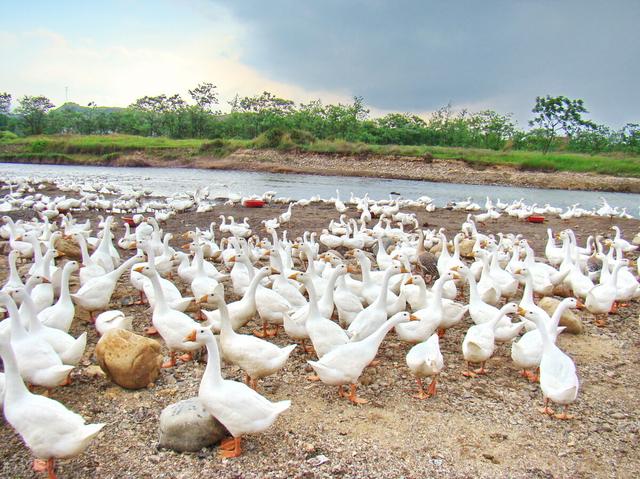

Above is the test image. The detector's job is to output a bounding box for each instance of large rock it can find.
[53,236,84,260]
[538,297,584,334]
[95,329,163,389]
[159,397,228,452]
[458,239,476,259]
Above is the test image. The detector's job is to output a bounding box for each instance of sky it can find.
[1,0,639,128]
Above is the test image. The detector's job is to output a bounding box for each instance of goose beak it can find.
[514,268,522,275]
[400,266,409,274]
[270,267,280,275]
[181,233,189,238]
[288,272,300,280]
[263,250,271,256]
[405,276,414,284]
[346,265,358,274]
[451,272,461,280]
[228,256,236,263]
[181,244,191,250]
[517,306,527,316]
[195,295,209,305]
[576,301,585,310]
[184,330,197,342]
[409,314,419,321]
[133,265,145,273]
[42,277,51,284]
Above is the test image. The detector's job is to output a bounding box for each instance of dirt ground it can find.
[1,188,640,478]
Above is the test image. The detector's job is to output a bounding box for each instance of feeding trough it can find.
[527,215,545,223]
[242,199,266,208]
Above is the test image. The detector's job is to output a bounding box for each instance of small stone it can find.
[610,412,626,420]
[158,398,228,452]
[307,454,329,466]
[95,329,163,389]
[538,297,583,334]
[84,364,106,378]
[482,453,500,464]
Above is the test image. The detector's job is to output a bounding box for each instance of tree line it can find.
[0,85,638,155]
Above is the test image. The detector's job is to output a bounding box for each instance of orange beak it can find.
[409,314,419,321]
[576,301,585,310]
[405,276,414,285]
[184,330,197,342]
[346,265,358,274]
[400,266,409,274]
[42,277,51,284]
[196,295,209,304]
[228,256,236,263]
[181,244,191,250]
[133,265,145,273]
[288,272,300,280]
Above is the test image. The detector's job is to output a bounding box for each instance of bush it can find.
[30,139,50,152]
[253,128,316,149]
[0,130,18,141]
[198,139,240,157]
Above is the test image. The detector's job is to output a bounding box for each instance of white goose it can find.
[187,326,290,458]
[348,265,404,341]
[213,285,296,389]
[520,307,580,420]
[201,267,270,332]
[0,293,73,389]
[308,312,411,404]
[38,261,79,332]
[133,264,202,367]
[406,333,444,399]
[71,254,144,322]
[13,290,87,367]
[0,337,104,478]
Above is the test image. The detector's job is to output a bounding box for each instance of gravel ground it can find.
[1,190,640,478]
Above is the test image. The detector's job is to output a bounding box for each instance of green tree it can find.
[529,95,596,153]
[0,92,11,130]
[15,95,55,135]
[188,82,219,138]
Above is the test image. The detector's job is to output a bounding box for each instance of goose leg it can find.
[47,458,57,479]
[219,436,236,450]
[595,314,608,327]
[219,437,242,458]
[337,385,346,398]
[427,376,438,397]
[178,352,192,363]
[539,397,554,416]
[412,378,430,400]
[474,361,488,375]
[462,362,477,378]
[554,405,574,420]
[437,328,446,338]
[134,290,146,305]
[162,351,177,368]
[33,458,57,479]
[347,383,368,404]
[144,325,158,335]
[300,339,315,354]
[266,324,280,337]
[253,320,270,338]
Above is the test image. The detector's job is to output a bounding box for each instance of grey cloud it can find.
[209,0,640,127]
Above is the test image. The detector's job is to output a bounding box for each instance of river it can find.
[1,162,639,213]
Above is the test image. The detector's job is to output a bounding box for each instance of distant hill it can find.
[56,102,125,114]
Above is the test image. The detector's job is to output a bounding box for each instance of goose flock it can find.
[0,176,639,477]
